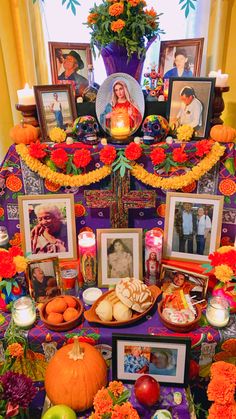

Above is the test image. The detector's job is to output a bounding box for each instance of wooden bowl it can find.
[84,285,161,326]
[40,295,83,332]
[158,300,201,333]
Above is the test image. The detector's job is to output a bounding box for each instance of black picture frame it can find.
[167,77,215,139]
[112,333,191,387]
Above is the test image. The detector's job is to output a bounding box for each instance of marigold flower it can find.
[111,19,125,32]
[8,246,23,257]
[108,380,124,397]
[214,264,234,283]
[209,248,236,271]
[87,12,99,24]
[210,361,236,385]
[93,388,113,414]
[125,142,142,161]
[73,149,92,168]
[207,376,235,404]
[100,145,117,165]
[217,246,235,254]
[112,402,140,418]
[150,147,166,165]
[195,139,212,157]
[173,148,188,163]
[0,251,16,278]
[208,402,236,419]
[29,141,47,159]
[145,7,157,17]
[51,148,68,169]
[109,2,124,16]
[13,255,28,273]
[128,0,141,6]
[49,127,66,143]
[221,339,236,354]
[7,343,24,358]
[176,124,194,141]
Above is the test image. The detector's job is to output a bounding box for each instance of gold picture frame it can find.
[18,194,77,261]
[97,228,143,288]
[163,192,224,263]
[26,257,61,303]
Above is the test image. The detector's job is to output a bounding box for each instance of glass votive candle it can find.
[206,296,230,328]
[78,231,96,288]
[110,111,130,140]
[12,296,36,328]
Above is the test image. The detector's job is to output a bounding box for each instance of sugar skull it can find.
[73,115,99,144]
[142,115,169,144]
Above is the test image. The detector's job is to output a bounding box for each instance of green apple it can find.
[42,405,77,419]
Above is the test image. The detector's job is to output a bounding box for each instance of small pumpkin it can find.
[45,337,107,411]
[210,124,236,143]
[10,121,39,144]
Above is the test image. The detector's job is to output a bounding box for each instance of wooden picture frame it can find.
[167,77,215,139]
[163,192,224,263]
[48,42,92,97]
[97,228,143,288]
[26,257,61,303]
[34,84,77,141]
[112,333,191,387]
[159,38,204,78]
[18,194,77,261]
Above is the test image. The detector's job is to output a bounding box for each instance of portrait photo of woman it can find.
[107,238,133,279]
[164,49,193,79]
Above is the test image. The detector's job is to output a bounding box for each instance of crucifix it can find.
[85,170,156,228]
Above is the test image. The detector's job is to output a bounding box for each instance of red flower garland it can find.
[0,251,16,278]
[29,141,47,159]
[125,143,142,161]
[51,148,68,169]
[100,145,117,165]
[173,148,188,163]
[195,139,212,157]
[150,147,165,165]
[73,149,92,168]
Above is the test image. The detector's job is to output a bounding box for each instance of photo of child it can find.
[149,348,177,376]
[124,345,150,374]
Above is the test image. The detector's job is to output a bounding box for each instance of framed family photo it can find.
[163,192,224,263]
[97,228,142,287]
[34,85,77,141]
[167,77,215,139]
[18,194,77,261]
[27,257,61,303]
[48,42,92,97]
[112,334,191,386]
[160,264,208,302]
[159,38,204,79]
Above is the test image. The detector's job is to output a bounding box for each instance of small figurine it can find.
[143,64,164,101]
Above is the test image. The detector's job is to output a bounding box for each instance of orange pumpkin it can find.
[45,338,107,411]
[10,121,39,144]
[210,124,236,143]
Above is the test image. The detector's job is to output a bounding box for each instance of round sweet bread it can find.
[115,277,152,313]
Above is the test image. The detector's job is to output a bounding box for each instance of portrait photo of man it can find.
[58,50,89,97]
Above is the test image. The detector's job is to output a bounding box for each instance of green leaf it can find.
[6,282,12,296]
[120,164,126,177]
[112,162,122,172]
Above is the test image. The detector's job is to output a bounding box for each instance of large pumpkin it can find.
[45,338,107,411]
[10,121,39,144]
[210,124,236,143]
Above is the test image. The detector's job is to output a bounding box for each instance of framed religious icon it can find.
[167,77,215,139]
[112,333,191,387]
[158,38,204,79]
[160,264,208,303]
[18,194,77,261]
[27,257,61,303]
[48,42,92,97]
[163,192,224,263]
[34,84,77,141]
[97,228,143,287]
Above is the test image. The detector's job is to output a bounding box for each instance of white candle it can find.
[208,70,229,88]
[17,83,36,106]
[12,297,36,328]
[206,296,229,327]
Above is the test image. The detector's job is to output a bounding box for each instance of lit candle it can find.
[78,231,96,288]
[144,229,162,286]
[206,296,230,327]
[17,83,36,106]
[208,70,229,88]
[110,111,130,140]
[12,296,36,328]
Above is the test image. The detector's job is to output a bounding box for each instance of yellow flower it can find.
[49,127,66,143]
[217,246,234,254]
[176,124,194,141]
[13,255,28,273]
[7,343,24,358]
[214,264,234,283]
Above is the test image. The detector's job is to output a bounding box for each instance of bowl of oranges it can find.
[40,295,83,331]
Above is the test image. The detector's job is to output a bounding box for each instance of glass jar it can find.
[12,296,36,328]
[110,111,130,140]
[206,296,230,328]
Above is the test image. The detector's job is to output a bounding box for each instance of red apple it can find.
[134,375,160,407]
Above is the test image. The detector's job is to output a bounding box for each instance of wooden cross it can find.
[85,170,156,228]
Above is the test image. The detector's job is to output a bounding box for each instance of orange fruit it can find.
[75,203,86,217]
[47,312,64,324]
[63,307,78,322]
[219,179,236,196]
[156,203,166,217]
[182,181,197,193]
[63,296,77,308]
[44,179,61,192]
[0,207,4,218]
[46,298,67,314]
[6,175,22,192]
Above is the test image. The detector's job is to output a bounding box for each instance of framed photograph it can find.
[27,257,61,303]
[160,264,208,302]
[164,192,224,263]
[18,194,77,261]
[159,38,204,79]
[48,42,92,97]
[222,208,236,225]
[97,228,143,287]
[167,77,215,139]
[34,85,77,141]
[112,333,191,387]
